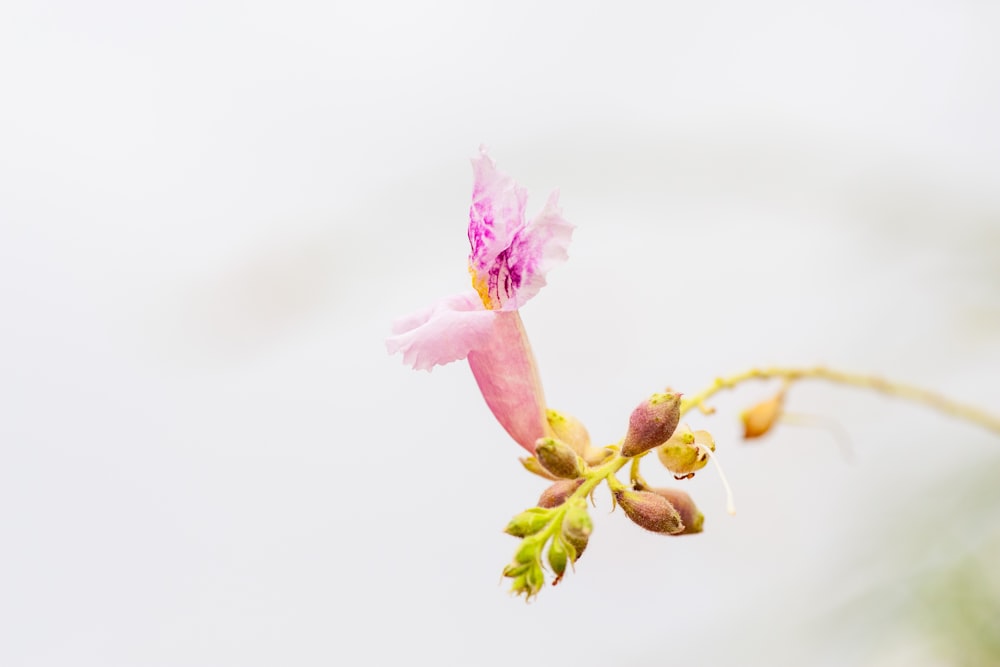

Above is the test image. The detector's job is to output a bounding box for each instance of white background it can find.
[2,1,999,665]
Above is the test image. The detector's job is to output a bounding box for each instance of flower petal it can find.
[497,190,573,310]
[386,292,495,371]
[468,147,527,282]
[467,310,553,453]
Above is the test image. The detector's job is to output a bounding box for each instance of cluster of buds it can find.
[502,495,592,595]
[504,428,595,596]
[502,394,721,598]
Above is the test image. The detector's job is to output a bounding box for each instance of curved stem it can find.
[682,366,1000,435]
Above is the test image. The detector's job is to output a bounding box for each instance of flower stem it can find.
[682,366,1000,435]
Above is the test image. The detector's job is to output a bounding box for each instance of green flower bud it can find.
[614,489,685,534]
[502,562,531,578]
[526,563,545,595]
[537,478,584,508]
[547,538,569,578]
[620,392,682,457]
[504,507,553,537]
[509,562,546,599]
[644,487,704,535]
[514,538,542,565]
[560,526,586,562]
[534,437,585,479]
[562,497,593,560]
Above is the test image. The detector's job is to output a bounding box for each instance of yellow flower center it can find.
[469,263,494,310]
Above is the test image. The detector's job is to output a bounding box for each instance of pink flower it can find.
[386,148,573,453]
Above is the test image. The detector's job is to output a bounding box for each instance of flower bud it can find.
[508,560,546,599]
[583,446,614,466]
[546,409,591,454]
[537,478,584,508]
[519,456,558,481]
[502,562,531,578]
[620,392,682,457]
[504,508,553,537]
[614,489,685,534]
[548,409,611,466]
[514,538,542,565]
[547,538,569,578]
[534,437,585,479]
[562,497,593,560]
[657,425,713,476]
[741,392,784,439]
[562,528,589,561]
[644,487,704,535]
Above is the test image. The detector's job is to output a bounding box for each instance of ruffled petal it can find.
[386,292,495,371]
[467,310,553,453]
[497,190,573,310]
[468,147,527,283]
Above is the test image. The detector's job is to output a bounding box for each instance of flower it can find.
[386,148,574,453]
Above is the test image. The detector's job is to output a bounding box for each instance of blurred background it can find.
[2,1,999,665]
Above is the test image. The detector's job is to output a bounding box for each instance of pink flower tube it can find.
[386,148,573,453]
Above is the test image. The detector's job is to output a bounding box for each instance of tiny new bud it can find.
[562,496,593,560]
[547,538,569,577]
[741,391,784,439]
[534,437,585,479]
[561,524,588,561]
[502,562,531,578]
[504,508,552,537]
[514,539,541,565]
[614,489,685,534]
[645,487,704,535]
[620,392,682,457]
[537,478,584,508]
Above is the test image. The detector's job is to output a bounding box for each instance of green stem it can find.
[681,365,1000,434]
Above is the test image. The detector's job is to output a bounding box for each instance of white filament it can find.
[697,444,736,516]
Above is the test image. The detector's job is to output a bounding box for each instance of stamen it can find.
[696,443,736,516]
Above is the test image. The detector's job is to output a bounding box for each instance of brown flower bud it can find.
[614,489,685,534]
[534,437,585,479]
[741,392,784,439]
[537,478,584,508]
[620,392,682,457]
[644,487,704,535]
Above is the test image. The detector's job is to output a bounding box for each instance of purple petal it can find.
[466,149,573,311]
[497,190,573,310]
[467,148,527,304]
[386,292,495,371]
